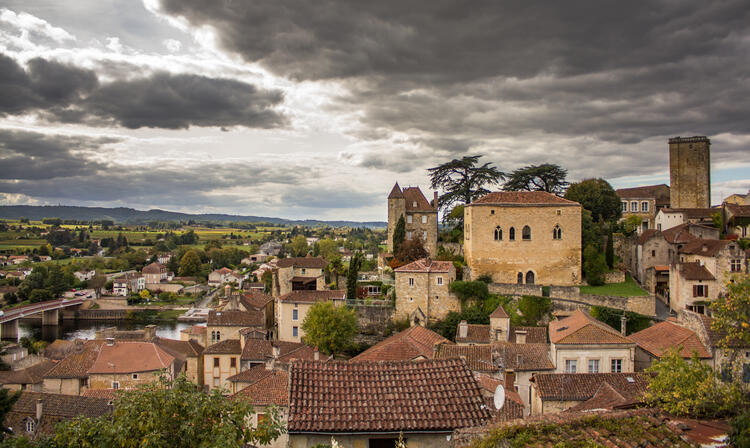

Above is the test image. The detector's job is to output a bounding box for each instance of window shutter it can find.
[693,285,698,297]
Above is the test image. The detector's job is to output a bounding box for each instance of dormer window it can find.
[25,419,35,434]
[412,201,417,207]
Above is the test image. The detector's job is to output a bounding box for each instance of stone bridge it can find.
[0,298,85,339]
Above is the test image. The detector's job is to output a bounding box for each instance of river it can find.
[17,320,201,342]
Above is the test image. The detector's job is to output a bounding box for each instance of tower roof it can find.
[388,182,404,199]
[668,136,710,144]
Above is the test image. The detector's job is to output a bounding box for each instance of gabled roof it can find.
[679,239,730,257]
[240,340,312,362]
[661,223,699,244]
[629,321,710,359]
[549,310,632,345]
[207,310,264,327]
[456,324,490,344]
[5,392,111,436]
[637,228,658,245]
[531,372,651,401]
[615,184,670,206]
[240,292,273,310]
[490,304,509,319]
[44,340,105,379]
[204,339,242,355]
[277,289,346,304]
[402,186,436,212]
[394,258,454,273]
[679,262,715,281]
[492,342,555,371]
[387,182,404,199]
[352,325,450,362]
[212,267,234,275]
[725,203,750,218]
[88,342,174,374]
[142,262,166,274]
[508,326,548,344]
[81,389,117,400]
[231,370,289,406]
[287,359,490,433]
[434,344,497,372]
[152,337,203,359]
[0,360,56,386]
[275,257,327,269]
[227,364,275,383]
[472,191,578,206]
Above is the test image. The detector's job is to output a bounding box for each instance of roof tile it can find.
[472,191,578,206]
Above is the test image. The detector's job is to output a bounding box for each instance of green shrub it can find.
[450,281,489,301]
[590,306,651,335]
[583,245,607,286]
[514,296,551,326]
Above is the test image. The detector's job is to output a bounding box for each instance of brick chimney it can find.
[35,399,42,421]
[620,315,627,336]
[458,320,468,339]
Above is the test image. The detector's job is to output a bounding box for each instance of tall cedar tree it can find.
[504,163,569,195]
[564,178,622,223]
[392,215,406,255]
[428,155,505,215]
[605,226,615,269]
[346,252,363,300]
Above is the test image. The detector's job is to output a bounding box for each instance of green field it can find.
[579,275,647,297]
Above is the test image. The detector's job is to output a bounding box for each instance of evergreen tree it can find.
[428,155,505,214]
[346,252,363,300]
[504,163,569,195]
[178,250,202,277]
[392,215,406,255]
[605,226,615,269]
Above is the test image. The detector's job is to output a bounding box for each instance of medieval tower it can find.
[669,136,711,209]
[387,182,438,257]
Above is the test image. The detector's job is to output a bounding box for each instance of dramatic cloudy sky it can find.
[1,0,749,221]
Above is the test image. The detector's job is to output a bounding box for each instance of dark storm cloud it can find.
[279,188,380,209]
[0,53,287,129]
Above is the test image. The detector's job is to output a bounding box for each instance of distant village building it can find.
[387,182,439,257]
[4,392,111,438]
[723,203,750,238]
[112,273,144,296]
[394,258,458,324]
[464,191,582,286]
[142,262,167,284]
[208,267,244,288]
[616,184,670,233]
[272,257,327,297]
[276,290,346,343]
[655,207,716,231]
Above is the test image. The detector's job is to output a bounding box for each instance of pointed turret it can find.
[388,182,404,199]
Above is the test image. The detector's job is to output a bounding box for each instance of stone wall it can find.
[353,304,395,347]
[440,242,463,256]
[605,270,626,284]
[488,283,543,297]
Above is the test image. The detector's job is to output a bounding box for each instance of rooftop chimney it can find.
[35,399,42,421]
[272,344,281,359]
[458,320,468,339]
[224,284,231,297]
[434,341,445,358]
[515,330,527,344]
[620,315,627,336]
[144,324,157,340]
[433,191,439,208]
[105,337,115,346]
[314,348,320,361]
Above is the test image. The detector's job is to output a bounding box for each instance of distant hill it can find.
[0,205,386,228]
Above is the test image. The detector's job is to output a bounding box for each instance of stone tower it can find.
[387,182,406,254]
[669,136,711,209]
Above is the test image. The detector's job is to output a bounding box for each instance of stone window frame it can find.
[630,201,638,212]
[622,201,627,212]
[552,225,562,240]
[230,357,237,369]
[588,358,600,373]
[112,381,120,390]
[564,359,577,373]
[292,326,299,337]
[730,259,742,272]
[293,308,298,321]
[517,272,523,284]
[610,358,623,373]
[132,373,138,380]
[522,225,531,240]
[525,270,535,284]
[409,277,414,287]
[509,227,516,241]
[213,357,220,368]
[407,215,413,224]
[494,226,503,241]
[421,215,427,224]
[641,201,649,212]
[436,276,443,285]
[693,284,708,297]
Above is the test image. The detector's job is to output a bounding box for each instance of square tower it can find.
[669,136,711,209]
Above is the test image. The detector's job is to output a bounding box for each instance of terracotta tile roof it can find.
[231,370,289,406]
[492,342,555,371]
[287,359,490,433]
[662,207,716,219]
[629,321,711,359]
[549,310,632,345]
[88,341,174,374]
[0,360,56,386]
[661,223,699,244]
[679,239,730,257]
[351,325,450,362]
[240,340,312,362]
[567,381,643,412]
[637,228,659,245]
[5,392,111,436]
[227,364,275,383]
[208,310,264,327]
[472,191,578,206]
[508,326,548,343]
[725,203,750,218]
[472,373,524,423]
[452,409,696,448]
[44,340,104,379]
[387,182,404,199]
[43,339,80,361]
[277,289,346,304]
[531,372,651,401]
[490,305,509,319]
[456,324,490,344]
[142,262,166,274]
[240,292,273,310]
[180,325,207,336]
[402,186,437,212]
[152,337,203,360]
[276,257,327,269]
[394,257,453,273]
[616,184,670,205]
[276,345,320,364]
[81,389,117,400]
[434,344,497,372]
[679,262,716,281]
[205,339,242,355]
[213,267,234,275]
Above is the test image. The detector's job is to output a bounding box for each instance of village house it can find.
[351,325,451,362]
[151,337,204,387]
[86,340,176,391]
[112,272,144,296]
[241,253,268,264]
[616,184,670,233]
[471,372,525,422]
[677,310,750,377]
[548,310,636,374]
[0,360,56,392]
[180,325,207,348]
[142,262,168,284]
[529,372,650,415]
[455,305,548,346]
[393,258,459,324]
[276,290,346,343]
[723,190,750,205]
[73,269,96,282]
[157,252,173,265]
[286,359,490,448]
[230,368,290,448]
[0,341,27,365]
[223,292,275,332]
[628,320,711,371]
[4,392,111,439]
[723,203,750,238]
[387,182,439,257]
[208,267,244,288]
[43,340,104,395]
[669,262,719,315]
[260,241,283,256]
[655,207,716,231]
[272,256,327,296]
[203,338,242,391]
[464,191,582,286]
[235,339,317,374]
[206,309,265,345]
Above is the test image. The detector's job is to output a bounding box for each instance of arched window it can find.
[517,272,523,284]
[25,419,35,434]
[509,227,516,241]
[522,225,531,240]
[216,331,221,342]
[526,271,535,284]
[494,226,502,241]
[211,331,216,343]
[553,225,562,240]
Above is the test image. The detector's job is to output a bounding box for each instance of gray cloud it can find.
[0,52,287,129]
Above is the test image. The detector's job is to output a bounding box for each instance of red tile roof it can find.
[231,370,289,406]
[5,392,111,436]
[629,321,710,359]
[287,359,490,433]
[402,186,437,212]
[240,340,312,362]
[615,184,670,206]
[549,310,632,345]
[44,340,105,379]
[567,381,640,412]
[394,257,453,273]
[352,325,450,362]
[240,292,273,310]
[142,262,166,274]
[208,310,264,327]
[661,223,699,244]
[277,290,346,304]
[456,324,490,344]
[227,364,275,384]
[508,326,548,344]
[472,191,578,206]
[679,239,730,257]
[490,305,509,319]
[725,203,750,218]
[472,373,524,423]
[531,372,651,401]
[637,228,659,245]
[0,360,56,386]
[88,342,174,374]
[661,208,716,219]
[81,389,117,400]
[679,262,716,281]
[492,342,555,371]
[204,339,242,355]
[434,344,497,372]
[152,337,203,359]
[276,257,327,269]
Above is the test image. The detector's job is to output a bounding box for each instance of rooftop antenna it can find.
[493,384,505,410]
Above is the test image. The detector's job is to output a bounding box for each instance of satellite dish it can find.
[493,385,505,410]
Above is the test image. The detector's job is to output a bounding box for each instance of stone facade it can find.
[394,259,459,324]
[204,352,240,390]
[42,378,85,396]
[387,183,439,257]
[616,184,670,232]
[669,136,711,209]
[88,370,162,390]
[550,345,635,374]
[464,191,582,286]
[669,263,718,315]
[273,260,326,297]
[276,291,346,343]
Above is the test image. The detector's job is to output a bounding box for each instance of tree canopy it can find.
[428,155,505,214]
[394,236,429,265]
[346,252,363,301]
[710,275,750,349]
[178,250,202,277]
[287,235,309,257]
[301,301,358,355]
[392,215,406,256]
[564,178,622,223]
[504,163,569,195]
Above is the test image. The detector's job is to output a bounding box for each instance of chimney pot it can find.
[35,399,42,421]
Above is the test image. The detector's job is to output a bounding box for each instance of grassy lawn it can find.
[579,274,647,297]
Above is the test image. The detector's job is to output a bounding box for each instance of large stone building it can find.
[464,191,582,286]
[387,182,439,257]
[616,184,670,233]
[272,257,327,297]
[393,258,459,324]
[669,136,711,209]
